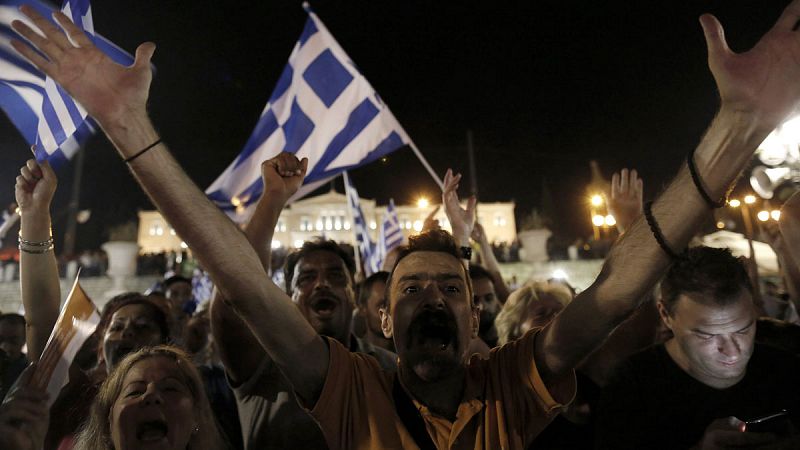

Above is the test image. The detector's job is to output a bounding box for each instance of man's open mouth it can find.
[409,311,458,352]
[136,419,168,442]
[310,296,340,318]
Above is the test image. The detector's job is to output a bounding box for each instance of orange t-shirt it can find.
[310,329,576,450]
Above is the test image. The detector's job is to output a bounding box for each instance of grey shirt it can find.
[232,335,396,450]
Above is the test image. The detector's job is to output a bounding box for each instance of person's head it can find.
[97,293,172,372]
[357,271,389,338]
[0,314,26,359]
[380,230,477,382]
[164,276,195,318]
[285,239,356,344]
[74,346,227,450]
[468,265,500,335]
[495,281,573,345]
[658,246,756,389]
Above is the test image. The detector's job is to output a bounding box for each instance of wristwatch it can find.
[459,246,472,261]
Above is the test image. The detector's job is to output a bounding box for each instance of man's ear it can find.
[656,300,673,330]
[379,307,393,339]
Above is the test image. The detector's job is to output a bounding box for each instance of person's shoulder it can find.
[751,342,800,371]
[353,336,398,373]
[605,344,670,388]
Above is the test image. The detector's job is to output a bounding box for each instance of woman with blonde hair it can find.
[495,280,574,345]
[74,346,229,450]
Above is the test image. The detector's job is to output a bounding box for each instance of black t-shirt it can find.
[596,343,800,449]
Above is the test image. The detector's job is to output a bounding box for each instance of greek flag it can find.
[381,199,404,252]
[343,172,380,275]
[206,3,411,222]
[0,0,134,167]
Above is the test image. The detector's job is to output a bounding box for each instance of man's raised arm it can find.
[211,154,308,385]
[536,4,800,382]
[10,6,328,403]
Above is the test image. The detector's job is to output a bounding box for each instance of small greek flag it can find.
[381,199,404,252]
[343,172,380,275]
[206,3,411,221]
[0,0,134,167]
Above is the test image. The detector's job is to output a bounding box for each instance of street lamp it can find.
[590,195,603,207]
[744,195,756,205]
[592,215,605,227]
[417,197,430,208]
[728,199,741,208]
[757,210,770,222]
[771,210,781,221]
[604,215,616,227]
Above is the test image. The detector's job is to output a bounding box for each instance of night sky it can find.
[0,0,792,250]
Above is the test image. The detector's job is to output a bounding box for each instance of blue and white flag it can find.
[381,199,404,253]
[0,0,134,167]
[343,172,380,275]
[206,4,412,222]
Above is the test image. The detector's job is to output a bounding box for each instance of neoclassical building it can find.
[137,190,516,254]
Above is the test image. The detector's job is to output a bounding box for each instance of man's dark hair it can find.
[357,271,390,309]
[0,313,25,328]
[468,264,491,282]
[384,229,472,309]
[660,246,753,315]
[285,239,356,293]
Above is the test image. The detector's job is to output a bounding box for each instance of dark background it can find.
[0,0,790,250]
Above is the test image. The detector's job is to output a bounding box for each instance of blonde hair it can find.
[495,281,573,345]
[73,345,229,450]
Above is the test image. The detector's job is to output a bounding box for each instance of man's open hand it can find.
[607,168,643,233]
[261,152,308,206]
[11,5,155,129]
[701,0,800,128]
[442,169,476,246]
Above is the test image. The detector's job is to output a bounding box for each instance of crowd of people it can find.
[4,2,800,449]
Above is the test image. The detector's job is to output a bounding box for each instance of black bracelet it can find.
[124,139,162,164]
[687,148,725,208]
[644,201,684,260]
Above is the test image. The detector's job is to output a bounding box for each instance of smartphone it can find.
[745,410,791,434]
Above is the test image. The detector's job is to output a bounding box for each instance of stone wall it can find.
[0,276,160,314]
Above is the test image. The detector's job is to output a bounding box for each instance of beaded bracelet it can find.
[687,148,726,208]
[18,235,53,247]
[644,201,685,260]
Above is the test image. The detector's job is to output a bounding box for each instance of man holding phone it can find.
[597,247,800,449]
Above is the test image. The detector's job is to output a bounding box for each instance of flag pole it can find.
[408,141,443,189]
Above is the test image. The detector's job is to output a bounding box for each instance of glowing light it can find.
[771,210,781,221]
[551,269,568,280]
[231,196,241,207]
[271,240,282,249]
[592,215,605,227]
[744,195,756,205]
[180,241,188,249]
[757,210,770,222]
[294,239,305,248]
[604,215,616,227]
[728,199,741,208]
[315,220,323,231]
[344,221,351,230]
[716,221,725,229]
[590,195,603,207]
[413,220,423,232]
[170,228,176,236]
[371,220,378,230]
[417,198,430,208]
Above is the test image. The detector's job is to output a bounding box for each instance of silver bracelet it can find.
[19,244,54,254]
[18,234,53,247]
